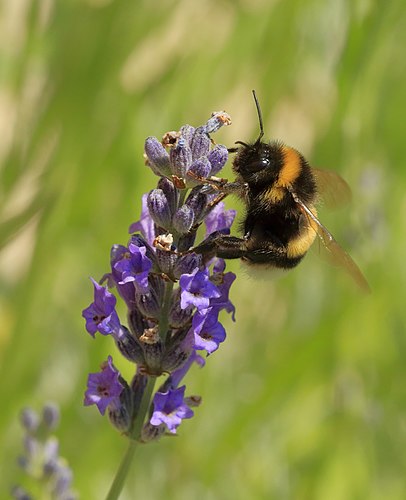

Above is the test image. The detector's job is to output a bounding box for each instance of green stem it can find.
[105,439,137,500]
[105,376,156,500]
[159,281,174,344]
[130,375,156,439]
[157,186,186,342]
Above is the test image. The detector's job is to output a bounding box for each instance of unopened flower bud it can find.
[169,288,194,327]
[141,422,166,443]
[140,326,164,374]
[187,158,212,187]
[42,403,60,431]
[136,291,160,319]
[177,231,197,253]
[115,326,145,363]
[208,144,228,175]
[20,408,39,432]
[108,399,131,433]
[155,247,178,275]
[130,371,147,416]
[173,205,195,234]
[169,137,192,178]
[173,253,202,279]
[179,124,195,143]
[144,137,171,176]
[147,189,172,229]
[157,177,179,216]
[52,465,74,498]
[127,308,148,337]
[190,126,210,160]
[185,187,207,222]
[161,327,194,373]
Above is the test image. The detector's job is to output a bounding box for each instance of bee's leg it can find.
[191,233,248,261]
[199,184,244,222]
[215,181,246,194]
[246,246,304,269]
[189,193,229,235]
[188,171,247,196]
[201,179,246,196]
[206,192,228,209]
[191,233,304,269]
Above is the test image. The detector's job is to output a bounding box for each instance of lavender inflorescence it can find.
[82,110,236,439]
[12,404,76,500]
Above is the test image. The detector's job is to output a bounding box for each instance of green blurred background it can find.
[1,0,405,498]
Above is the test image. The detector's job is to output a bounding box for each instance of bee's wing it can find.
[312,168,352,209]
[292,191,370,293]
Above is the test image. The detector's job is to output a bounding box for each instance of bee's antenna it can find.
[252,89,264,143]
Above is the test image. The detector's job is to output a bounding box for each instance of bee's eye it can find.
[249,157,270,172]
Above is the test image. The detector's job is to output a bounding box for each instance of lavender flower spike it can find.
[13,404,77,499]
[82,105,237,455]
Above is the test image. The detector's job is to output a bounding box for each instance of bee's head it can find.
[231,91,284,185]
[232,140,284,185]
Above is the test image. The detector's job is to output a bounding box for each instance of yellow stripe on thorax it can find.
[278,146,302,188]
[258,146,302,205]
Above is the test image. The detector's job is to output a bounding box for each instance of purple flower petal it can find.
[109,245,136,309]
[150,386,193,434]
[84,356,124,415]
[129,194,155,245]
[205,202,236,237]
[82,278,122,337]
[210,270,236,320]
[192,308,226,354]
[179,268,221,311]
[113,244,152,293]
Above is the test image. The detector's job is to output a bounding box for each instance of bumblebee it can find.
[192,91,369,292]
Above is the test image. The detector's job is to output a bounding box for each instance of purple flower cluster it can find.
[82,111,236,439]
[12,404,76,500]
